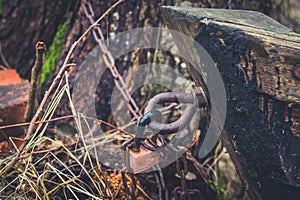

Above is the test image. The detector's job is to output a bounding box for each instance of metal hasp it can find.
[161,7,300,200]
[126,91,207,174]
[130,91,206,151]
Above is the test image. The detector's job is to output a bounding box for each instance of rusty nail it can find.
[293,64,300,81]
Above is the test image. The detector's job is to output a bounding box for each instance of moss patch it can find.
[0,0,2,15]
[40,21,68,87]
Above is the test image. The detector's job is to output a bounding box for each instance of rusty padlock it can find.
[128,110,163,174]
[128,91,206,173]
[129,138,162,174]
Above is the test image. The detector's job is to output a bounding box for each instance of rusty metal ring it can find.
[148,104,196,135]
[145,92,196,113]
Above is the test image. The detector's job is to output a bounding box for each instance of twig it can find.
[186,152,210,185]
[0,114,130,138]
[24,41,46,123]
[0,64,8,70]
[83,115,131,135]
[0,42,11,69]
[0,115,76,130]
[0,0,124,177]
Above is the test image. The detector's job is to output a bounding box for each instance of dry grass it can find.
[0,72,150,199]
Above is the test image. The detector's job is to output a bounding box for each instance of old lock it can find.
[128,90,207,174]
[128,110,164,174]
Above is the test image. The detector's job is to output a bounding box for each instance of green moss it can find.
[40,21,68,87]
[0,0,2,15]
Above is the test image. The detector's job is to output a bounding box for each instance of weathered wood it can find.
[161,7,300,200]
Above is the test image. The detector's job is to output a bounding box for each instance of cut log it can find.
[161,7,300,200]
[0,69,29,141]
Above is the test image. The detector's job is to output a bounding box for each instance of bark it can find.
[0,0,80,79]
[162,6,300,199]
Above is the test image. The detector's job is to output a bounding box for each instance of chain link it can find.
[173,153,202,200]
[173,153,203,200]
[82,0,142,120]
[175,153,188,199]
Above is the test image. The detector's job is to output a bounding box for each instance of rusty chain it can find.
[174,153,188,199]
[173,153,201,200]
[81,2,211,199]
[82,1,142,196]
[82,0,142,121]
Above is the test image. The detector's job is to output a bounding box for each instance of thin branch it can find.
[0,43,11,69]
[0,115,76,130]
[0,64,8,70]
[0,115,128,134]
[24,41,46,123]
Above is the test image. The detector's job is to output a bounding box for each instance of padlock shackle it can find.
[147,103,196,135]
[144,92,205,135]
[145,92,206,113]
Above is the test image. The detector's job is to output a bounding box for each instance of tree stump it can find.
[161,7,300,200]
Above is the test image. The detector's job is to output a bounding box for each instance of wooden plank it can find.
[162,7,300,104]
[161,7,300,200]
